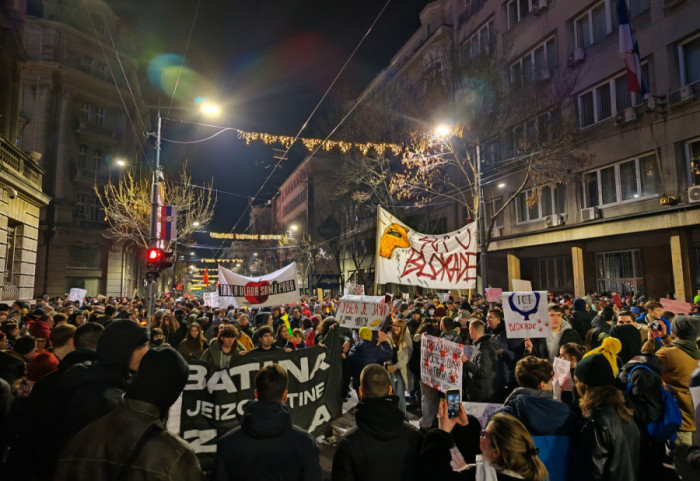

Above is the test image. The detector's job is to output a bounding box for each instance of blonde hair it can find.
[390,319,407,348]
[486,413,548,481]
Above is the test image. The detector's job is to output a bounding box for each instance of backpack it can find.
[626,364,682,442]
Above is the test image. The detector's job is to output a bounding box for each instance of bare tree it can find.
[95,163,216,248]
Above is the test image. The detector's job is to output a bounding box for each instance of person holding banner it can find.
[200,325,246,370]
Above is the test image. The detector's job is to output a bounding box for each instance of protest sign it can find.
[375,206,477,289]
[67,288,87,305]
[336,294,389,330]
[218,263,300,308]
[202,292,219,308]
[463,402,503,429]
[169,328,343,471]
[660,298,692,315]
[462,345,475,362]
[343,282,365,296]
[502,291,551,339]
[485,288,503,303]
[511,279,532,291]
[553,357,573,391]
[421,334,463,393]
[402,293,410,301]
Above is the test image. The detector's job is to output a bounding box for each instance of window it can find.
[82,55,95,72]
[515,184,566,223]
[95,107,106,126]
[88,196,102,221]
[680,35,700,86]
[4,223,18,285]
[92,149,103,171]
[67,245,101,268]
[81,102,92,122]
[578,65,649,128]
[574,1,616,49]
[507,0,531,29]
[78,144,88,168]
[424,60,444,90]
[484,197,503,229]
[686,138,700,186]
[538,256,573,292]
[512,112,551,154]
[463,19,494,59]
[75,194,88,218]
[583,154,659,207]
[596,249,644,296]
[511,37,557,84]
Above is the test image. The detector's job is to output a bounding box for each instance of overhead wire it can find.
[166,0,203,117]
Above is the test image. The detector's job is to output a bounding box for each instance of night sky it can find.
[109,0,428,241]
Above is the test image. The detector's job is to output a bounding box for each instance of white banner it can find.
[203,292,219,308]
[336,294,389,330]
[502,291,551,339]
[420,334,463,393]
[67,288,87,305]
[375,206,477,289]
[217,263,300,309]
[343,282,365,296]
[463,402,504,429]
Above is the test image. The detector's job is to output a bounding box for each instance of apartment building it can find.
[17,0,145,297]
[336,0,700,300]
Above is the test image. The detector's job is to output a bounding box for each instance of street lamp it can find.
[434,124,452,138]
[192,221,201,227]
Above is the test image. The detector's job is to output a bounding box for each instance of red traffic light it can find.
[147,248,162,261]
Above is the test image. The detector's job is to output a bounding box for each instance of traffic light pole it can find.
[146,112,163,334]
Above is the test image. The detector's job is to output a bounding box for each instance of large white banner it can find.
[217,263,300,308]
[375,206,477,289]
[336,294,389,330]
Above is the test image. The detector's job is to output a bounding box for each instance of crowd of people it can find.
[0,290,699,480]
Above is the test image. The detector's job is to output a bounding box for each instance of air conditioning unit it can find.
[667,85,696,107]
[581,207,600,221]
[664,0,685,8]
[533,0,548,15]
[567,48,585,67]
[689,186,700,204]
[614,107,638,126]
[544,214,562,228]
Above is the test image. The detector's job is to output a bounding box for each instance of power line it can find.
[166,0,202,117]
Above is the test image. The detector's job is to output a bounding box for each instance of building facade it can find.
[17,0,145,297]
[0,0,50,301]
[331,0,699,300]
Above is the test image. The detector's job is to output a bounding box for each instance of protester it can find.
[179,321,206,361]
[386,319,412,415]
[655,315,700,480]
[462,319,500,402]
[574,353,640,480]
[347,327,392,392]
[332,364,423,481]
[211,363,323,481]
[570,297,594,341]
[54,347,202,480]
[201,325,246,370]
[525,305,582,363]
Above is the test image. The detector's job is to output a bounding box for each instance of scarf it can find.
[671,339,700,360]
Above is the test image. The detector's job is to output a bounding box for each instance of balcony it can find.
[0,135,44,189]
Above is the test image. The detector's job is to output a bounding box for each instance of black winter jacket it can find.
[570,309,594,341]
[332,396,423,481]
[575,405,640,481]
[463,334,500,402]
[211,400,323,481]
[617,354,664,426]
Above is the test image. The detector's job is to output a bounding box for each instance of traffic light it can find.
[145,248,174,272]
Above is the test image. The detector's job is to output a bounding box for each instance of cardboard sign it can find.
[402,293,410,301]
[67,288,87,305]
[344,282,365,296]
[502,291,551,339]
[511,279,532,291]
[462,402,503,429]
[485,288,503,303]
[336,294,389,330]
[420,334,463,393]
[203,292,219,308]
[660,298,692,315]
[553,357,573,392]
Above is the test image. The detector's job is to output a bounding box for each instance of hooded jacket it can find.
[332,396,423,481]
[570,298,594,340]
[211,401,323,481]
[496,387,581,436]
[347,339,393,389]
[617,354,664,426]
[200,337,245,371]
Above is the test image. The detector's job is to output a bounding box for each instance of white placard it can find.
[343,282,365,296]
[553,357,573,391]
[67,288,87,305]
[511,279,532,291]
[502,291,551,339]
[421,334,463,393]
[463,402,504,429]
[203,292,219,308]
[336,294,390,330]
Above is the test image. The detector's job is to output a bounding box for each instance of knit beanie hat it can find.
[575,353,615,386]
[28,321,51,340]
[583,336,622,376]
[358,327,373,341]
[126,346,188,412]
[26,350,59,381]
[96,320,148,371]
[434,307,447,318]
[671,315,699,341]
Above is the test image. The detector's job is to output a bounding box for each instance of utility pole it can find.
[476,143,488,297]
[146,111,163,332]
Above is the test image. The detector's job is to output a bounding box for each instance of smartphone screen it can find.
[446,389,460,419]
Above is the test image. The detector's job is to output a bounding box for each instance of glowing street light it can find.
[192,221,201,227]
[200,101,221,117]
[115,158,127,167]
[434,124,452,138]
[290,224,298,232]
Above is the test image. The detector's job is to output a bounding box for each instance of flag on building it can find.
[157,205,177,241]
[203,267,209,286]
[618,0,647,95]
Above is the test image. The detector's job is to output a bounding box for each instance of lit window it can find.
[583,154,660,207]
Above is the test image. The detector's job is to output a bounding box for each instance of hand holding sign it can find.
[502,291,551,339]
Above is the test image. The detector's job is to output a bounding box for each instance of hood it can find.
[591,316,610,329]
[242,400,293,438]
[573,298,587,312]
[351,339,375,354]
[505,395,581,436]
[561,320,573,331]
[58,349,97,372]
[96,320,148,372]
[610,324,642,364]
[622,354,664,377]
[504,386,552,404]
[355,396,406,440]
